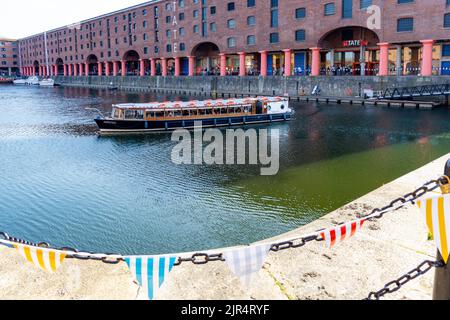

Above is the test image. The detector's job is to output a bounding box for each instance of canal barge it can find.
[94,97,292,133]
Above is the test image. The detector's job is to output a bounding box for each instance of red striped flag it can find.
[320,219,366,248]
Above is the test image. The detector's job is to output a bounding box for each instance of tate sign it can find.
[342,40,369,47]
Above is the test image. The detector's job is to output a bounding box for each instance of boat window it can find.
[124,109,144,119]
[113,108,123,119]
[174,110,182,117]
[199,109,206,115]
[155,111,164,118]
[205,108,213,115]
[280,104,285,110]
[182,110,190,116]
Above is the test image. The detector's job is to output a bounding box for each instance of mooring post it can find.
[432,158,450,300]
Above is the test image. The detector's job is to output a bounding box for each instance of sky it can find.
[0,0,147,39]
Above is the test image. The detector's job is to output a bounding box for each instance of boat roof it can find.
[113,97,288,110]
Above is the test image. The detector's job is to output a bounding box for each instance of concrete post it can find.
[113,61,119,76]
[105,62,110,76]
[161,58,167,77]
[98,62,103,76]
[188,56,195,76]
[259,51,267,77]
[396,45,403,76]
[174,57,180,77]
[420,40,434,76]
[151,59,157,76]
[121,60,126,76]
[238,52,246,77]
[360,46,366,76]
[378,42,390,76]
[283,49,292,76]
[433,159,450,300]
[219,53,227,76]
[310,47,321,76]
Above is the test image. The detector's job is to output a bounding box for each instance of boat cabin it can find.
[110,97,290,121]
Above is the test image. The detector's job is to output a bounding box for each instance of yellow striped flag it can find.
[417,194,450,263]
[13,243,66,272]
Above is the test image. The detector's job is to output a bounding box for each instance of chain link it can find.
[0,176,446,266]
[365,260,445,300]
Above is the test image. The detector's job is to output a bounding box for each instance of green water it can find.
[0,85,449,254]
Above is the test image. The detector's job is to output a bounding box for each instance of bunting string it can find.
[0,175,446,300]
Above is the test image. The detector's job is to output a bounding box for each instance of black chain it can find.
[365,260,445,300]
[0,176,446,265]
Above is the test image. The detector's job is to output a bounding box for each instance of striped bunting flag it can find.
[417,194,450,263]
[320,218,366,248]
[223,244,271,287]
[13,243,66,272]
[125,255,177,300]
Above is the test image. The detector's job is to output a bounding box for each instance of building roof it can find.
[19,0,162,41]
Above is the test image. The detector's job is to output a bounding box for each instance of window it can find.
[295,29,306,41]
[193,10,199,18]
[445,13,450,28]
[179,27,185,36]
[247,16,256,26]
[397,18,414,32]
[269,32,279,43]
[211,6,216,15]
[227,19,236,29]
[360,0,372,9]
[210,22,217,32]
[193,25,199,33]
[247,35,256,45]
[247,0,255,7]
[227,2,235,11]
[295,8,306,19]
[324,3,335,15]
[166,44,172,52]
[271,9,278,27]
[179,43,186,51]
[342,0,353,19]
[227,37,236,47]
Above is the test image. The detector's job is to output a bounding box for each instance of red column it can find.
[161,58,167,76]
[139,59,145,76]
[121,60,126,76]
[73,64,77,76]
[68,64,72,76]
[188,56,195,76]
[259,51,267,77]
[310,47,321,76]
[105,62,110,76]
[113,61,119,76]
[85,63,89,76]
[78,63,82,76]
[150,58,156,76]
[219,53,227,76]
[378,42,390,76]
[97,62,103,76]
[238,52,246,76]
[54,65,58,76]
[63,64,67,76]
[174,57,181,76]
[420,40,434,76]
[283,49,292,76]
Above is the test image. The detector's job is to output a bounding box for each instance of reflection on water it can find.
[0,85,449,255]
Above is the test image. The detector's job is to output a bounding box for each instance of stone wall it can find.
[54,75,450,98]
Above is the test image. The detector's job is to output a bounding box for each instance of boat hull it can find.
[95,113,292,134]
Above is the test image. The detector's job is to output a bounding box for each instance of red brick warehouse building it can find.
[18,0,450,78]
[0,39,19,76]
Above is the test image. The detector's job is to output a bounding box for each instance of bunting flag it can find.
[223,244,271,287]
[320,218,366,248]
[417,194,450,263]
[125,255,177,300]
[13,243,66,272]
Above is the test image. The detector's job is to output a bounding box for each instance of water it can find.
[0,85,449,255]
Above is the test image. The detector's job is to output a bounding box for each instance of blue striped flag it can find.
[125,255,177,300]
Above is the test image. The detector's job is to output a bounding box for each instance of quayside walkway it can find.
[0,154,449,300]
